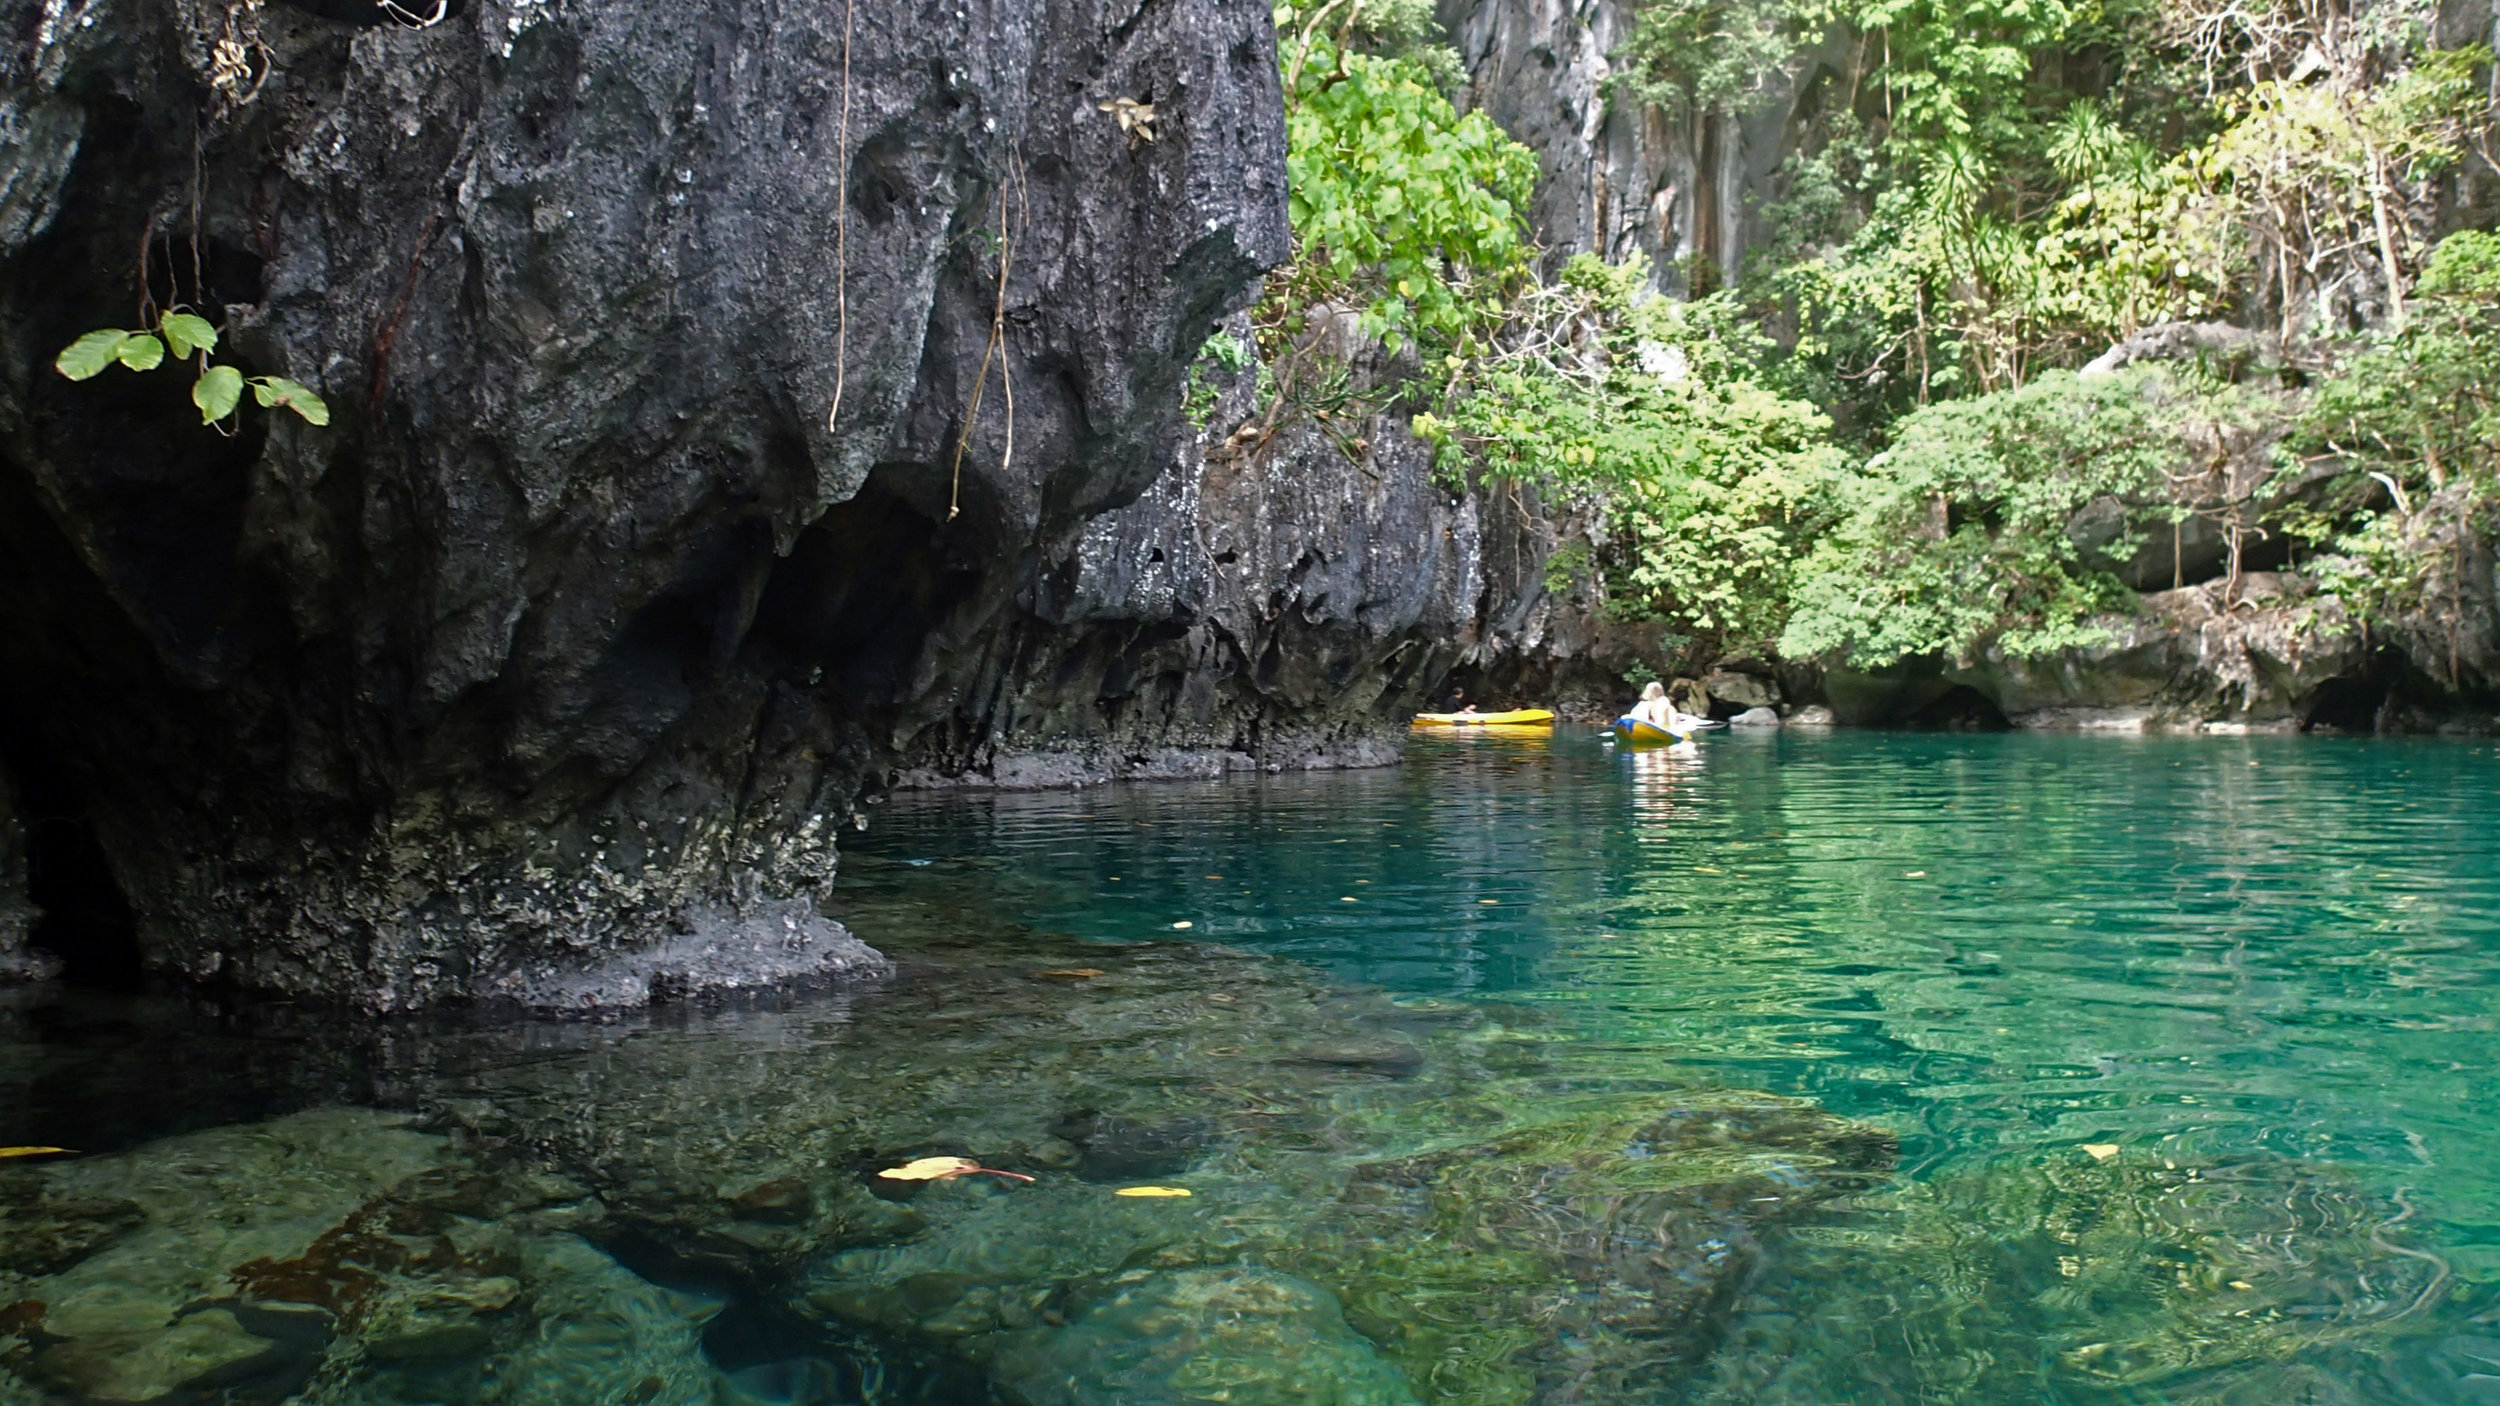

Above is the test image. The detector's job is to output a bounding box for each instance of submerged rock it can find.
[1690,1146,2468,1405]
[988,1267,1423,1406]
[1286,1093,1898,1403]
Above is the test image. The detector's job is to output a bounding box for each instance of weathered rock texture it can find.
[0,764,45,983]
[0,0,1287,1004]
[887,348,1627,788]
[1435,0,1840,292]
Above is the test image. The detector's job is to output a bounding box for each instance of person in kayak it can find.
[1632,681,1713,736]
[1632,681,1676,731]
[1440,684,1480,714]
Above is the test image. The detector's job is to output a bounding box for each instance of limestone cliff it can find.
[0,0,1287,1003]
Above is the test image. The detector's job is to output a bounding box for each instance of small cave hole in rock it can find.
[2,724,141,991]
[1903,685,2014,732]
[2304,666,2393,733]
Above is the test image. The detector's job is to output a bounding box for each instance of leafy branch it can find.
[54,311,328,429]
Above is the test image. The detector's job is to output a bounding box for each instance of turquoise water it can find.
[848,729,2500,1402]
[5,729,2500,1404]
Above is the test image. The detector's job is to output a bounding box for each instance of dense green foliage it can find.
[1248,0,2495,673]
[1780,369,2274,664]
[1418,256,1849,646]
[1269,3,1536,352]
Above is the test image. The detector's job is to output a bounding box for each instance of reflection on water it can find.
[3,731,2499,1403]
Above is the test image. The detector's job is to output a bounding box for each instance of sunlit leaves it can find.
[251,376,331,426]
[161,312,218,358]
[1272,38,1536,352]
[53,330,130,381]
[54,311,330,431]
[192,364,244,424]
[115,333,166,372]
[1432,252,1849,649]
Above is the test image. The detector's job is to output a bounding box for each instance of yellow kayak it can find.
[1612,716,1687,746]
[1412,709,1556,727]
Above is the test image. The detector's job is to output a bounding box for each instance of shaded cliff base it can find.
[1816,574,2500,736]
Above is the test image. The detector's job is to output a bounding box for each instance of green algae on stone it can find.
[1276,1092,1898,1405]
[987,1267,1423,1406]
[1688,1147,2462,1405]
[0,1108,450,1399]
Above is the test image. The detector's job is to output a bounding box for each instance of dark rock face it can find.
[883,340,1643,788]
[0,765,43,983]
[0,0,1287,1005]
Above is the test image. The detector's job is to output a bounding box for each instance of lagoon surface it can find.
[6,731,2500,1404]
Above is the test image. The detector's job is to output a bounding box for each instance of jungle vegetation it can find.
[1248,0,2499,671]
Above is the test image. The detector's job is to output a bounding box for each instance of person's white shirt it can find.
[1632,696,1676,729]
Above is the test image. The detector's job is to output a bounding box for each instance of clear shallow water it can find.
[864,733,2500,1186]
[849,729,2500,1400]
[3,730,2499,1404]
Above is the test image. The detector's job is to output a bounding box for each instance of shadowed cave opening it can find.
[1,717,142,992]
[748,473,991,706]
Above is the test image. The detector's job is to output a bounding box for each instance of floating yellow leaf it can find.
[1114,1186,1192,1198]
[878,1156,981,1181]
[0,1147,72,1159]
[2083,1144,2120,1161]
[1905,870,1928,878]
[1034,968,1105,980]
[1171,921,1193,929]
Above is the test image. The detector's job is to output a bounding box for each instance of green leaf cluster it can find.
[54,311,328,428]
[1272,12,1538,353]
[1778,368,2274,665]
[2294,229,2500,630]
[1425,254,1851,650]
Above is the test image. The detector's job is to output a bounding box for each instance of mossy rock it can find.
[988,1267,1423,1406]
[1688,1147,2463,1404]
[1276,1092,1896,1403]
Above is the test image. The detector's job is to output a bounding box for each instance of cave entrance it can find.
[1902,684,2014,732]
[2,720,142,990]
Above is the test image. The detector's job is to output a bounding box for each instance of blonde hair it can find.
[1641,681,1666,701]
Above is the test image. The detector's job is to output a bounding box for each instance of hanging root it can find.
[376,0,450,28]
[948,178,1015,524]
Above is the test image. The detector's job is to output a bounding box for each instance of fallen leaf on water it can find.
[1115,1186,1192,1198]
[1694,866,1723,874]
[877,1156,1035,1183]
[1905,870,1928,878]
[2083,1144,2120,1161]
[2229,1280,2254,1290]
[1171,920,1193,930]
[879,1156,981,1181]
[1034,968,1105,980]
[0,1147,72,1159]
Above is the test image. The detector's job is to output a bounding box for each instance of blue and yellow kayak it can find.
[1612,716,1687,746]
[1413,709,1555,728]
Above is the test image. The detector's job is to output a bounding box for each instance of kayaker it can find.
[1441,684,1479,714]
[1632,681,1675,730]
